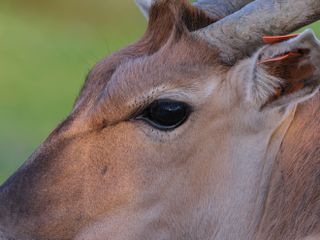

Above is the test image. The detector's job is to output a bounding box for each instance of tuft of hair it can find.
[75,0,215,106]
[141,0,215,54]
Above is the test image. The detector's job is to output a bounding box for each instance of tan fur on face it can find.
[0,1,319,240]
[74,0,216,122]
[0,1,220,239]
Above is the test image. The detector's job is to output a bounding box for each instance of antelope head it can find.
[0,0,319,239]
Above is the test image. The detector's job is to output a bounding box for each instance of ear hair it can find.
[247,29,320,110]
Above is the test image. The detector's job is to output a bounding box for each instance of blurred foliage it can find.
[0,0,146,182]
[0,1,319,183]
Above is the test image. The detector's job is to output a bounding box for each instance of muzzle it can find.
[0,229,8,240]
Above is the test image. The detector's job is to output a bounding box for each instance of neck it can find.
[203,108,297,240]
[257,94,320,240]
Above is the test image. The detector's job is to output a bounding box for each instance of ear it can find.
[248,29,320,110]
[135,0,154,19]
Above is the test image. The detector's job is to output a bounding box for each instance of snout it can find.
[0,229,6,240]
[0,192,10,239]
[0,182,18,240]
[0,229,19,240]
[0,230,7,240]
[0,131,99,240]
[0,231,11,240]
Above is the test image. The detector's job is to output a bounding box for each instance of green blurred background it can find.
[0,1,319,184]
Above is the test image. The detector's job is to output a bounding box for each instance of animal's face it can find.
[1,1,320,239]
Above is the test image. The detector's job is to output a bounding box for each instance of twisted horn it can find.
[197,0,320,64]
[193,0,253,19]
[136,0,254,20]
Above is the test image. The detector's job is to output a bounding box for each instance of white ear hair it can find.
[135,0,154,19]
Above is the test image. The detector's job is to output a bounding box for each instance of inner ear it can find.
[249,30,320,109]
[264,49,314,80]
[261,51,316,102]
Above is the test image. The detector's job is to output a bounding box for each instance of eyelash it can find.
[134,99,192,131]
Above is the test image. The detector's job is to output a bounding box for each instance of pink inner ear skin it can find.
[257,34,304,65]
[263,34,299,44]
[257,33,304,65]
[257,52,302,65]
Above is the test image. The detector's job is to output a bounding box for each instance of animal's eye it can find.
[136,100,191,131]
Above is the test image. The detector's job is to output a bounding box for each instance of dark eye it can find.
[136,99,191,131]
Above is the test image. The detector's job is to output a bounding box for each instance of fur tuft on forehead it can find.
[145,0,215,54]
[75,0,215,110]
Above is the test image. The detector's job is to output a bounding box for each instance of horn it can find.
[135,0,154,19]
[136,0,254,20]
[194,0,253,19]
[197,0,320,64]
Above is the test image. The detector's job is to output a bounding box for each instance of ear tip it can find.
[301,29,316,37]
[303,28,315,34]
[298,29,319,43]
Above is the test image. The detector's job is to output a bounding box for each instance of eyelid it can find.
[132,99,192,131]
[127,87,195,107]
[130,98,188,120]
[123,82,212,125]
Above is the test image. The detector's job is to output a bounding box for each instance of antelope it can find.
[0,0,319,239]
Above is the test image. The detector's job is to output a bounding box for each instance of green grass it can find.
[0,1,319,184]
[0,1,146,182]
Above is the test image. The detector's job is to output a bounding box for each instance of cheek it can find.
[84,122,198,201]
[82,128,146,215]
[82,123,178,220]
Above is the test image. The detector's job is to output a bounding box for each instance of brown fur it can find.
[257,93,320,240]
[263,53,316,100]
[0,2,220,239]
[0,1,319,239]
[76,0,215,110]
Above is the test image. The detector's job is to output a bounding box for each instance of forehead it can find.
[111,35,218,93]
[74,0,222,120]
[106,35,219,97]
[82,35,223,124]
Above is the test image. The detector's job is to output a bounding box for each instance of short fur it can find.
[0,1,319,240]
[257,93,320,240]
